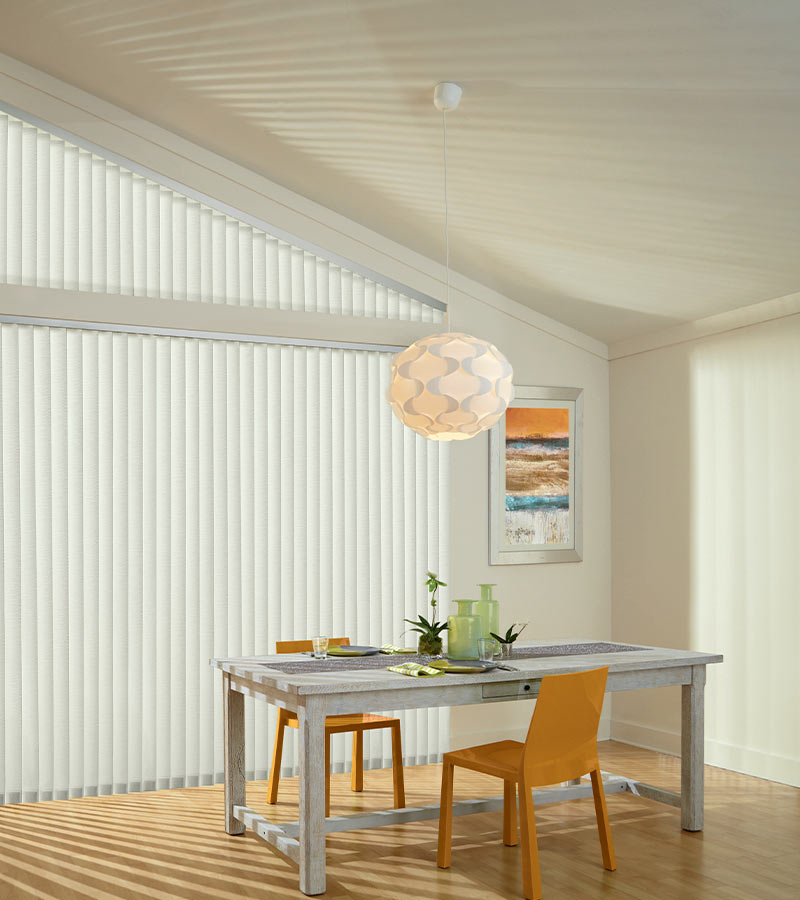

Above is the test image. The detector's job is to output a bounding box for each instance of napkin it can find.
[380,643,417,654]
[387,662,444,677]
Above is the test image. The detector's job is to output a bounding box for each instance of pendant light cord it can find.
[442,107,452,330]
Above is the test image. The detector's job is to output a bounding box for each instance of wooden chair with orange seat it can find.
[266,637,406,817]
[437,666,616,900]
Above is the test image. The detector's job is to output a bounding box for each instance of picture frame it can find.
[489,385,583,565]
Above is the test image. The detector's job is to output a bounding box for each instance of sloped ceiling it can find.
[2,0,800,343]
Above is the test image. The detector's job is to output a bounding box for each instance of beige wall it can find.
[447,293,612,748]
[611,314,800,787]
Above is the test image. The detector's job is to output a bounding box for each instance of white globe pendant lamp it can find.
[386,83,513,441]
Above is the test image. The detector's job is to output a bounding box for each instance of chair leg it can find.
[518,781,543,900]
[351,729,364,792]
[590,767,617,871]
[437,760,455,868]
[266,709,287,804]
[503,780,518,846]
[390,722,406,809]
[325,731,331,818]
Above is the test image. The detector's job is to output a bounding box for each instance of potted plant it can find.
[490,623,528,659]
[405,571,448,658]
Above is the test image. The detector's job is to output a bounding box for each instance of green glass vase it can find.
[447,599,483,659]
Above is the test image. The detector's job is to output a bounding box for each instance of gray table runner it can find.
[260,641,646,674]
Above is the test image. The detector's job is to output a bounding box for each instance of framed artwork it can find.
[489,385,583,565]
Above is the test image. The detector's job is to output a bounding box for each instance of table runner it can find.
[260,641,646,674]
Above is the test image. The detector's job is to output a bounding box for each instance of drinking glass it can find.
[477,637,496,662]
[312,636,329,659]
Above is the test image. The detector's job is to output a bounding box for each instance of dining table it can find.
[212,639,723,896]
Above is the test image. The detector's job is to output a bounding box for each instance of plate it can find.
[327,645,381,657]
[429,659,498,674]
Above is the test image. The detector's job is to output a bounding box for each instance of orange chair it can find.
[437,666,616,900]
[266,638,406,816]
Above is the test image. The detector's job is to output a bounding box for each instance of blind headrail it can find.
[0,284,436,350]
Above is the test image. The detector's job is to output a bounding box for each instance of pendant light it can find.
[386,83,514,441]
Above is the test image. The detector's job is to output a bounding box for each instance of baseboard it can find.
[702,739,799,787]
[611,719,681,756]
[611,719,800,787]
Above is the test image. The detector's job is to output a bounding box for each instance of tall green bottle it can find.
[475,583,500,644]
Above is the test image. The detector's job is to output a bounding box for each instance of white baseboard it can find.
[611,719,681,756]
[611,719,800,787]
[702,739,799,787]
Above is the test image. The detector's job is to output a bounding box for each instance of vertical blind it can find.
[0,111,443,323]
[0,326,449,805]
[690,322,800,786]
[0,110,449,804]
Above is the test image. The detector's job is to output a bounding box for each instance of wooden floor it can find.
[0,741,798,900]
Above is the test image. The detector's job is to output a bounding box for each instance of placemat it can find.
[259,641,646,675]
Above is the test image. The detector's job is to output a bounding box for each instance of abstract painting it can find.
[505,406,570,545]
[489,386,583,565]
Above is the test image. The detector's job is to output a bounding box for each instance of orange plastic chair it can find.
[266,638,406,816]
[437,666,616,900]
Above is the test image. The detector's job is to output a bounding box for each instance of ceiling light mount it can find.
[386,80,513,441]
[433,82,462,112]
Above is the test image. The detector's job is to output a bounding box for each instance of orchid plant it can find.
[405,571,448,657]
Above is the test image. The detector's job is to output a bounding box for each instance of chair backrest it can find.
[521,666,608,786]
[275,637,350,654]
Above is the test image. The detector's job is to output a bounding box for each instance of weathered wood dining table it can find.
[212,640,723,896]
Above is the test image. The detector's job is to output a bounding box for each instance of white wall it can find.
[0,54,614,751]
[611,313,800,787]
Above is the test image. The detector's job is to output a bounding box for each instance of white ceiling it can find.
[2,0,800,343]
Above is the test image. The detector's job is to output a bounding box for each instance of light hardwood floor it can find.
[0,742,797,900]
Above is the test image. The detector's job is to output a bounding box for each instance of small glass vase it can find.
[500,642,514,660]
[418,634,443,659]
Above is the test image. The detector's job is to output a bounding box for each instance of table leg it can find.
[298,695,327,895]
[223,672,246,835]
[681,664,706,831]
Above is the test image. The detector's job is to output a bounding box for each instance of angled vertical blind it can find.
[0,110,443,323]
[0,109,449,804]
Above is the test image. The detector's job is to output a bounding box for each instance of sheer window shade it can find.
[0,110,449,804]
